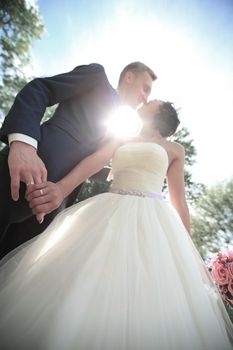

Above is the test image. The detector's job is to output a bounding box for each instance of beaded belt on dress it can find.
[109,187,164,200]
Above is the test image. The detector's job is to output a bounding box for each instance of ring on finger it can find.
[39,189,44,196]
[26,181,35,186]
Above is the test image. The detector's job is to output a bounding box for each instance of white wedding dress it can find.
[0,142,232,350]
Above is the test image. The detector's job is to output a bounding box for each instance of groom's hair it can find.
[118,62,157,85]
[153,102,180,137]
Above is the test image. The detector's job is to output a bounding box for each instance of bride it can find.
[0,100,232,350]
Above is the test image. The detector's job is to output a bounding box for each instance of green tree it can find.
[191,179,233,321]
[191,178,233,259]
[171,127,205,204]
[0,0,44,119]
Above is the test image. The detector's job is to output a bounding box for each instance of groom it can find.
[0,61,156,258]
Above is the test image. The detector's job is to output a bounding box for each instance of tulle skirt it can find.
[0,193,232,350]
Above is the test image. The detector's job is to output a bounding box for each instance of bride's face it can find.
[138,100,162,123]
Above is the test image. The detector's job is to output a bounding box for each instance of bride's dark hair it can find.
[153,102,180,137]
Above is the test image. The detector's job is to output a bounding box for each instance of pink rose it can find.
[226,249,233,261]
[228,261,233,279]
[209,249,233,306]
[211,262,230,285]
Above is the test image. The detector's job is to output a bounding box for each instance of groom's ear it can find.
[124,71,134,84]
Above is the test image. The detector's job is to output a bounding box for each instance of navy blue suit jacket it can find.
[0,63,119,255]
[0,63,119,181]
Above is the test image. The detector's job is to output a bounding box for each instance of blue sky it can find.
[30,0,233,186]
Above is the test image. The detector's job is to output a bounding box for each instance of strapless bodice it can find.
[111,143,169,193]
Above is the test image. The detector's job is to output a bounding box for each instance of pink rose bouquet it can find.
[209,249,233,306]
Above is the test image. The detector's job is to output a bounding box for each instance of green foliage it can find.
[0,0,44,118]
[41,105,58,124]
[191,178,233,258]
[171,127,205,204]
[78,178,111,202]
[77,167,112,202]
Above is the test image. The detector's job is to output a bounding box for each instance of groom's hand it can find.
[8,141,47,201]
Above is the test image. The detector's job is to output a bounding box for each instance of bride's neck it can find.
[139,127,163,142]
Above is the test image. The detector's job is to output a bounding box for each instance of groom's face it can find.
[124,71,153,109]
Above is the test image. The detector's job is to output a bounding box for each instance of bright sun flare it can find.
[106,105,143,138]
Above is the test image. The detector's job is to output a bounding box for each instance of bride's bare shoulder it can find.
[166,140,185,160]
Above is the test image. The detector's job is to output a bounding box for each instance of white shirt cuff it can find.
[8,133,38,149]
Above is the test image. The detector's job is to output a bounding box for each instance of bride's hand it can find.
[25,182,64,222]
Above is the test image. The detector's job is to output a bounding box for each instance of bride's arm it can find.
[58,139,120,198]
[166,143,191,235]
[25,138,121,218]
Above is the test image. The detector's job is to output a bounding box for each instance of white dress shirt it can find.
[8,133,38,149]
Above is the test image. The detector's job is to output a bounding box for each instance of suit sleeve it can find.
[0,63,106,144]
